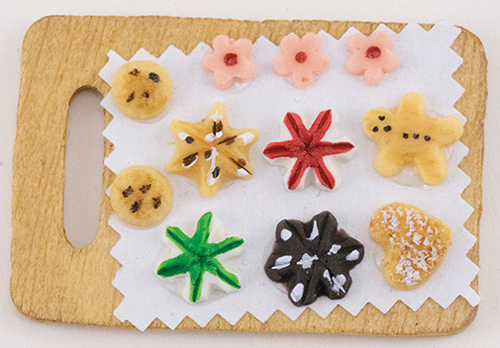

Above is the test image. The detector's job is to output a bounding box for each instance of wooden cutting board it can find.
[11,16,486,335]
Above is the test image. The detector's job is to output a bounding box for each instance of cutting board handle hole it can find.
[64,87,104,248]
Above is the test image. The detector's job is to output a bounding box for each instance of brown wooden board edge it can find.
[10,16,487,336]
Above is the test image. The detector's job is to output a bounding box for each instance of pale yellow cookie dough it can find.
[369,202,452,290]
[111,60,173,120]
[110,166,173,226]
[167,102,259,199]
[363,92,463,185]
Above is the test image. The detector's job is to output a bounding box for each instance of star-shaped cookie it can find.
[167,102,259,198]
[363,92,464,185]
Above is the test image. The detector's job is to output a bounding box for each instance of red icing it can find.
[223,53,238,66]
[295,51,308,63]
[365,46,381,59]
[263,110,354,190]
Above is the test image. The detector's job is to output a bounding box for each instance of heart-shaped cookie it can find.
[369,202,452,290]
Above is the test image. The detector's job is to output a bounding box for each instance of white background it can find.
[1,0,499,347]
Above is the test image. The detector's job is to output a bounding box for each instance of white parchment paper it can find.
[100,22,479,331]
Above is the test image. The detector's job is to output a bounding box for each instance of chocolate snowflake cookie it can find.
[265,211,364,306]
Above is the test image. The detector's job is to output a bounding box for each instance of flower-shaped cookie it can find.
[344,31,399,86]
[265,211,364,306]
[273,32,330,89]
[202,35,257,90]
[263,110,354,191]
[157,212,244,303]
[167,102,259,198]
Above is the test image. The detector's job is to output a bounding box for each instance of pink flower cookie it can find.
[344,31,399,86]
[202,35,257,90]
[273,32,330,89]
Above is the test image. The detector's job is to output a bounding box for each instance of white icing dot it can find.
[271,255,292,270]
[328,244,341,255]
[331,274,347,295]
[280,228,292,241]
[178,132,190,140]
[307,220,319,240]
[238,131,255,145]
[345,250,360,261]
[296,253,318,269]
[205,131,223,142]
[324,270,346,295]
[290,283,304,303]
[237,168,248,176]
[210,110,223,121]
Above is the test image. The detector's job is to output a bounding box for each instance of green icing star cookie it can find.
[156,212,244,303]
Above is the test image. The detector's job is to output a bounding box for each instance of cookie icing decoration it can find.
[265,211,364,306]
[263,110,354,191]
[157,212,244,303]
[167,102,259,198]
[202,35,257,90]
[363,92,464,185]
[110,166,173,226]
[344,31,399,86]
[273,32,330,89]
[111,60,173,119]
[369,203,452,290]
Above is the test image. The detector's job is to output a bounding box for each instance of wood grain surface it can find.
[11,16,487,335]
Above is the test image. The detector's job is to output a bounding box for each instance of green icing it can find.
[156,212,244,303]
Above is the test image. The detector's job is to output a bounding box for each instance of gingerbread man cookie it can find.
[370,203,452,290]
[167,102,259,198]
[363,92,464,185]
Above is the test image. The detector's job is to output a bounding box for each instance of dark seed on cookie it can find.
[204,150,212,159]
[238,158,246,166]
[378,115,385,121]
[217,135,237,145]
[149,72,160,83]
[122,186,133,197]
[183,153,198,167]
[129,68,139,76]
[383,125,392,132]
[372,126,379,132]
[140,184,151,194]
[424,135,431,141]
[131,200,143,213]
[142,91,150,98]
[185,136,194,144]
[403,133,409,139]
[152,197,162,209]
[127,92,135,102]
[216,121,223,133]
[213,166,220,179]
[413,133,420,139]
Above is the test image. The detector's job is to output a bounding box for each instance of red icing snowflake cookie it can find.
[263,110,354,191]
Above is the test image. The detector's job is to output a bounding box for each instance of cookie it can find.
[369,203,452,290]
[111,60,173,120]
[363,92,464,185]
[166,102,259,198]
[273,32,330,89]
[344,31,399,86]
[265,211,364,306]
[156,212,244,303]
[263,110,354,191]
[110,166,173,226]
[201,35,257,90]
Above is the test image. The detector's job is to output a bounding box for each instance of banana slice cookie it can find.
[110,166,173,226]
[111,60,173,120]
